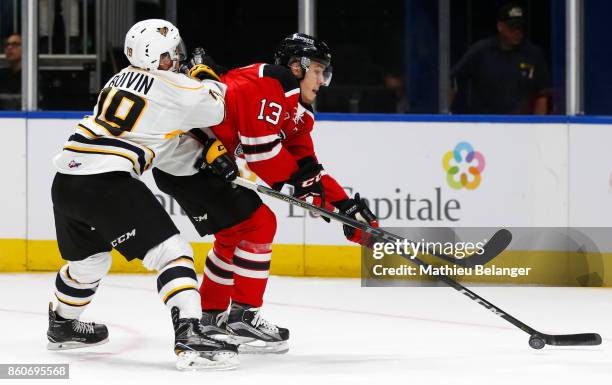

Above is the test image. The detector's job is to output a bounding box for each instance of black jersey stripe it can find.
[205,257,234,279]
[241,139,282,155]
[157,266,198,292]
[55,274,97,298]
[63,146,139,174]
[262,64,300,94]
[68,134,148,173]
[233,255,271,271]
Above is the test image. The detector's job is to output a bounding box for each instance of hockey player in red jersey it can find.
[153,33,378,354]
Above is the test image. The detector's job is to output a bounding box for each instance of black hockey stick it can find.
[233,177,602,349]
[232,177,510,268]
[415,259,602,349]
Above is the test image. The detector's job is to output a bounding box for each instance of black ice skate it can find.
[226,302,289,354]
[200,309,230,340]
[47,302,109,350]
[172,307,239,370]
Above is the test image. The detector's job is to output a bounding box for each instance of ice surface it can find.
[0,273,610,384]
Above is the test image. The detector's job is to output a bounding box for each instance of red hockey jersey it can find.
[212,63,348,204]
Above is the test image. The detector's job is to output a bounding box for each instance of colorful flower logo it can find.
[442,142,485,190]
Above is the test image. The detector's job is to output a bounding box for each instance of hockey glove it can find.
[275,161,330,222]
[288,161,326,205]
[334,193,379,247]
[188,63,221,82]
[186,47,226,81]
[197,138,239,181]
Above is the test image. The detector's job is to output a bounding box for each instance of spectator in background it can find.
[0,34,22,110]
[450,3,550,115]
[383,72,411,113]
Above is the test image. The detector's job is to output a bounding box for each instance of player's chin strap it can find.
[232,177,511,268]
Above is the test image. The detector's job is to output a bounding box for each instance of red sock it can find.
[200,205,276,310]
[200,241,235,311]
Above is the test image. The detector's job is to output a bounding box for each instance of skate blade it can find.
[207,333,230,342]
[47,337,109,351]
[228,336,289,354]
[176,350,239,371]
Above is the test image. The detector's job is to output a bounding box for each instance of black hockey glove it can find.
[197,138,239,181]
[274,159,330,222]
[185,47,227,82]
[288,161,326,204]
[334,193,379,247]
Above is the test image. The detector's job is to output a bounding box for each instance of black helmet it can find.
[274,33,332,85]
[274,33,331,68]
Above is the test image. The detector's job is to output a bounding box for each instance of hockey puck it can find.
[528,334,546,349]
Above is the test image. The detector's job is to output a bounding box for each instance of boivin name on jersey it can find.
[106,71,155,95]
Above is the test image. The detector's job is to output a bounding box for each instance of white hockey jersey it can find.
[53,66,227,177]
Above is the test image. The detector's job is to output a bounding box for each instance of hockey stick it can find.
[233,177,602,348]
[420,262,602,349]
[232,177,510,268]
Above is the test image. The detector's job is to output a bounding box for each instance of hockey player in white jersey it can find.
[53,23,225,177]
[47,19,239,370]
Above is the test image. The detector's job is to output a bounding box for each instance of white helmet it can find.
[124,19,185,71]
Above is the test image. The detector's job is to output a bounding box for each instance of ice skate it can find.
[200,309,230,341]
[226,302,289,354]
[47,302,109,350]
[172,307,239,370]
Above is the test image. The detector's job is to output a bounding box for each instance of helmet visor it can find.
[322,65,333,86]
[169,39,187,62]
[300,57,333,86]
[163,39,186,72]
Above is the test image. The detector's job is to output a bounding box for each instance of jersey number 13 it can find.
[257,99,283,125]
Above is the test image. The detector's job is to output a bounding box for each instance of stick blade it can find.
[461,229,513,268]
[545,333,602,346]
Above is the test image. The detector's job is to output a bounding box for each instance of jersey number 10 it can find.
[94,87,147,136]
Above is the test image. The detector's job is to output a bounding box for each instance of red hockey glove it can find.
[334,193,379,247]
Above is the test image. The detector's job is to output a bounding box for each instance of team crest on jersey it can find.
[234,144,244,158]
[68,160,82,168]
[293,105,306,126]
[157,27,169,36]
